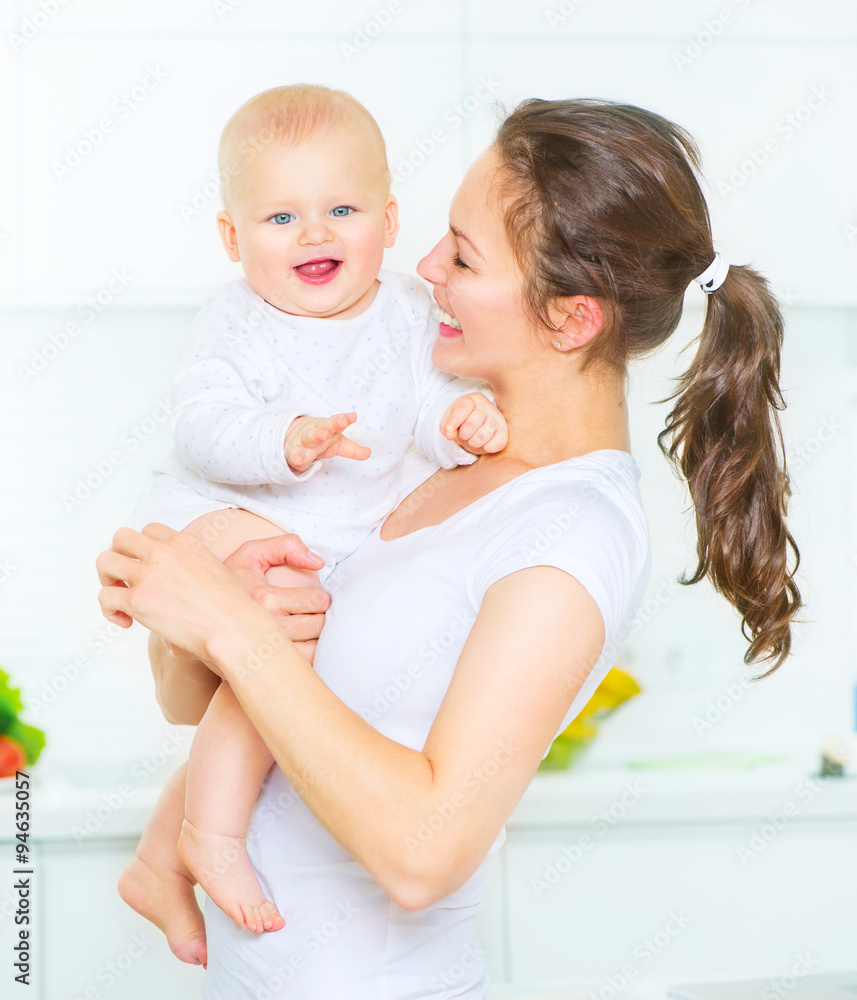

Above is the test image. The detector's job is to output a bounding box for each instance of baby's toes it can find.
[237,904,258,932]
[260,900,285,932]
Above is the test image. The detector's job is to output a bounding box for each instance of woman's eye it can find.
[452,254,469,270]
[271,213,294,225]
[331,206,354,217]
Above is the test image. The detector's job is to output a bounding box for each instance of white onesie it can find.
[129,270,486,582]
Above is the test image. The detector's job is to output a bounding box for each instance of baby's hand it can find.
[440,392,508,456]
[285,412,371,474]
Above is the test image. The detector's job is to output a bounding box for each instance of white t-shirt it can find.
[129,270,484,580]
[201,448,651,1000]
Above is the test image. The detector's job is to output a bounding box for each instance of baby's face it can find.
[218,125,397,319]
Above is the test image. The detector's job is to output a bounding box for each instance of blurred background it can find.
[0,1,855,998]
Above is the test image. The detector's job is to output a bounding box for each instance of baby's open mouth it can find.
[294,258,342,283]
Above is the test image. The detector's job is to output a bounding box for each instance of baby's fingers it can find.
[441,396,476,439]
[294,413,358,465]
[334,436,372,462]
[479,422,509,453]
[455,406,492,445]
[299,412,355,446]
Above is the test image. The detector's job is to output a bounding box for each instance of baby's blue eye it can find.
[330,206,353,217]
[271,213,294,225]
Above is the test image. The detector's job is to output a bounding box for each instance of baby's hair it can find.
[217,84,391,209]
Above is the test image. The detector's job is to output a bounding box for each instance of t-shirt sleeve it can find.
[466,479,650,670]
[465,476,651,757]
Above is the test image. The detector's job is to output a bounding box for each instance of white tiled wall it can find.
[2,5,855,771]
[466,0,857,39]
[4,2,856,306]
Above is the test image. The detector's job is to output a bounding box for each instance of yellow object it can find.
[538,666,641,770]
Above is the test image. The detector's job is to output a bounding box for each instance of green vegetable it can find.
[0,667,46,765]
[0,668,24,717]
[0,702,16,735]
[4,720,45,766]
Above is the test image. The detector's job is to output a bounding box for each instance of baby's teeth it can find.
[432,303,462,331]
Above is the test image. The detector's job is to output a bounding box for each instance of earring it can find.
[553,341,563,350]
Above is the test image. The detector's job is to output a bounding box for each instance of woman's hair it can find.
[493,98,800,676]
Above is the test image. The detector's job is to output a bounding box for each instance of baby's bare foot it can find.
[177,818,285,934]
[118,855,208,967]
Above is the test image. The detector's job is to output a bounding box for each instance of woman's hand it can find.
[96,523,325,664]
[222,536,331,666]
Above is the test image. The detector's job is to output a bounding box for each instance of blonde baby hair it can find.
[217,83,391,209]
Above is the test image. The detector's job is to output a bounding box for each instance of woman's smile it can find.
[432,299,463,337]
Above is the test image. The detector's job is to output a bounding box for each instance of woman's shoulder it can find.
[465,450,652,637]
[495,450,645,524]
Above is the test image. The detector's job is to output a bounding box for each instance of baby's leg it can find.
[118,761,208,967]
[177,508,319,930]
[124,508,319,937]
[177,681,283,932]
[184,505,322,589]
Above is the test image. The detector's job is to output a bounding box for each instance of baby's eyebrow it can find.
[450,225,485,260]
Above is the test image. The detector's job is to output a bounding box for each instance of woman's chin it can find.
[431,335,471,376]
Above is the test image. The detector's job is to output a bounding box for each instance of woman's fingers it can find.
[96,577,134,628]
[108,522,177,559]
[252,585,328,637]
[95,522,255,660]
[95,524,192,624]
[95,547,142,627]
[293,639,318,667]
[95,547,142,588]
[224,533,326,577]
[271,609,327,642]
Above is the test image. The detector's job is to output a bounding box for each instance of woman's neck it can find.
[482,361,631,469]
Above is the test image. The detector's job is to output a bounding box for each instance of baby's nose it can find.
[299,218,334,244]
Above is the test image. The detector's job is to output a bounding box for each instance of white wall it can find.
[1,2,855,813]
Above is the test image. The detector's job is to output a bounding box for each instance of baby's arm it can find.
[172,345,318,486]
[411,348,508,468]
[172,288,358,486]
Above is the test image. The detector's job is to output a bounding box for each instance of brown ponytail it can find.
[494,98,801,674]
[657,266,800,675]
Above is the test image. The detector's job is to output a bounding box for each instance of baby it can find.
[117,84,507,967]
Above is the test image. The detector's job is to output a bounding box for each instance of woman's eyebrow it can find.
[450,225,485,260]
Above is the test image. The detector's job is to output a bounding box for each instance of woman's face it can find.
[417,146,543,384]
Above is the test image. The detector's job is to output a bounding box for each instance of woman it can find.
[97,99,800,998]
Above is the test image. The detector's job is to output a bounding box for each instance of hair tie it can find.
[693,252,729,294]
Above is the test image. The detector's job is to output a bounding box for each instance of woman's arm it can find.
[140,526,331,725]
[97,525,604,912]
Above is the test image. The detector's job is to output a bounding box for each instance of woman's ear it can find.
[551,295,604,350]
[217,211,241,262]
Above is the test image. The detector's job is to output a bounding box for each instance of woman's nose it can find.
[416,235,449,286]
